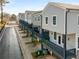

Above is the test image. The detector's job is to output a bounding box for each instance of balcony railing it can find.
[41,39,76,58]
[19,20,76,59]
[41,29,50,40]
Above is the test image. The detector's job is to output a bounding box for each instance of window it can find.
[54,32,57,40]
[62,35,64,43]
[78,16,79,25]
[78,37,79,48]
[45,17,48,24]
[58,36,61,44]
[51,32,53,35]
[35,17,36,21]
[38,17,40,21]
[53,16,56,25]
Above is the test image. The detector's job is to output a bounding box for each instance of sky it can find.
[3,0,79,15]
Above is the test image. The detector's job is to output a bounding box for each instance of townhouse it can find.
[25,11,37,24]
[32,11,43,50]
[42,2,79,59]
[18,13,25,20]
[25,10,43,49]
[32,11,42,35]
[19,2,79,59]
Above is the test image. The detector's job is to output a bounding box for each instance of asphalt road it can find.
[0,27,23,59]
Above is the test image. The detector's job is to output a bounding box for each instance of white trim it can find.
[77,15,79,27]
[57,33,63,47]
[52,15,57,26]
[76,34,78,55]
[76,36,79,50]
[44,16,49,25]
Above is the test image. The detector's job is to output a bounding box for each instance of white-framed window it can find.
[58,36,61,44]
[54,32,57,40]
[78,16,79,25]
[53,16,57,25]
[38,17,40,21]
[45,17,48,24]
[35,17,37,21]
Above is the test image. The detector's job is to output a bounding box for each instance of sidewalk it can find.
[15,26,38,59]
[0,27,6,41]
[15,26,58,59]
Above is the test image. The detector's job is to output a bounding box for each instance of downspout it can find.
[64,9,69,59]
[40,15,43,50]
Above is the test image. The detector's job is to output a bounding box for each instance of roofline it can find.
[31,11,42,15]
[47,2,79,10]
[66,8,79,11]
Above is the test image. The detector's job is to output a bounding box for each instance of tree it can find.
[0,0,9,23]
[10,14,17,21]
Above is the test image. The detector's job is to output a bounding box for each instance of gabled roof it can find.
[25,10,42,15]
[32,11,42,15]
[48,2,79,10]
[25,10,38,15]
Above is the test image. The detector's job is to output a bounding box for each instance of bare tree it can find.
[0,0,9,23]
[10,14,17,21]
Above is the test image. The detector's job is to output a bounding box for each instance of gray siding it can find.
[42,4,65,34]
[67,11,79,34]
[32,14,42,27]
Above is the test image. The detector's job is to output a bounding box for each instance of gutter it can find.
[64,9,69,59]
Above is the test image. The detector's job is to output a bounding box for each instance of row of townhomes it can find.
[18,2,79,59]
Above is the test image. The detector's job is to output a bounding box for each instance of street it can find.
[0,27,23,59]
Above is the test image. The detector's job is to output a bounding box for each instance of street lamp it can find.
[0,0,9,24]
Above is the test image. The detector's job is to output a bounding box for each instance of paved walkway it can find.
[0,27,23,59]
[15,26,58,59]
[15,27,33,59]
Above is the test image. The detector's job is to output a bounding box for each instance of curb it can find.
[14,27,26,59]
[0,27,6,41]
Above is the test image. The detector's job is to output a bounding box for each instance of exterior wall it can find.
[67,11,79,34]
[66,34,76,50]
[49,31,63,48]
[27,14,33,24]
[25,11,37,24]
[25,11,32,24]
[49,31,76,50]
[42,4,65,34]
[18,13,25,20]
[25,11,28,22]
[67,10,79,50]
[32,12,42,27]
[42,4,77,50]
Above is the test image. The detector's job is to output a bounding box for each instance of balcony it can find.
[19,20,28,26]
[33,27,39,33]
[19,20,76,59]
[19,20,32,31]
[28,24,32,29]
[41,29,50,40]
[33,27,41,37]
